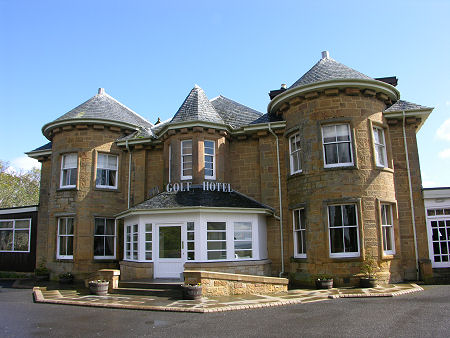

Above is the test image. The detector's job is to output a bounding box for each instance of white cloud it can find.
[6,156,40,174]
[446,101,450,106]
[438,148,450,159]
[436,119,450,141]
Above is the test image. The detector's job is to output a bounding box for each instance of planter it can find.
[35,273,50,281]
[315,279,333,289]
[181,285,202,300]
[360,277,377,288]
[59,277,74,284]
[89,281,109,296]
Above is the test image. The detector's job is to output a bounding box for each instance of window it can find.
[234,222,252,259]
[381,204,395,255]
[373,126,388,167]
[322,124,353,167]
[60,153,77,188]
[181,140,193,180]
[187,222,195,260]
[96,153,118,189]
[289,133,302,174]
[125,224,138,260]
[293,209,306,258]
[204,140,215,179]
[427,208,450,266]
[207,222,226,260]
[145,223,152,260]
[94,218,116,259]
[57,217,74,259]
[0,219,31,252]
[328,204,359,257]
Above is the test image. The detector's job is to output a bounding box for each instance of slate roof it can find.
[129,187,273,211]
[384,100,432,112]
[31,142,52,152]
[171,85,224,124]
[289,56,372,89]
[52,89,153,129]
[250,112,284,125]
[210,95,263,128]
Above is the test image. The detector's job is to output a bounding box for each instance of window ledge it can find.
[94,187,120,193]
[57,187,77,192]
[288,171,303,179]
[381,254,395,260]
[323,165,357,171]
[329,256,361,262]
[290,256,307,263]
[55,258,74,262]
[93,259,118,263]
[375,167,394,174]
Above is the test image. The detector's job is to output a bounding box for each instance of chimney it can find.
[321,51,329,59]
[98,88,105,95]
[281,83,287,89]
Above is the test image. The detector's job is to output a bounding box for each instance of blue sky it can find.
[1,0,449,187]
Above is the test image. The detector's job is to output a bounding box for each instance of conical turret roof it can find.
[171,85,224,124]
[289,52,372,89]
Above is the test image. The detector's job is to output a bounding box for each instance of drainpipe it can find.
[268,123,285,277]
[402,111,419,280]
[125,139,132,209]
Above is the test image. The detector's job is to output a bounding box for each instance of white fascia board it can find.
[268,79,400,114]
[115,207,273,219]
[25,149,52,159]
[0,206,38,214]
[157,121,231,137]
[42,119,139,139]
[383,109,432,131]
[423,188,450,199]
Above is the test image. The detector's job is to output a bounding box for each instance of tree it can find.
[0,160,40,208]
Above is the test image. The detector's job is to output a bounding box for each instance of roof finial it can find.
[98,88,105,95]
[321,51,330,59]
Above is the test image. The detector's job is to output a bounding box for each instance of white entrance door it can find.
[154,224,185,279]
[427,208,450,268]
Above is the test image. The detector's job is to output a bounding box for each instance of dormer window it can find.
[181,140,193,180]
[60,153,77,188]
[204,140,215,179]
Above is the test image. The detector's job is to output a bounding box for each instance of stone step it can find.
[118,281,183,290]
[111,287,182,297]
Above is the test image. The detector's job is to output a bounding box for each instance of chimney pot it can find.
[281,84,287,89]
[321,51,329,59]
[98,88,105,95]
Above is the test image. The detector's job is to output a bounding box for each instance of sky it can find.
[1,0,449,186]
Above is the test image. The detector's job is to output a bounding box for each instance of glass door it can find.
[154,224,185,279]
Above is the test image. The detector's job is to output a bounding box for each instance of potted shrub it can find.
[88,280,109,296]
[314,274,333,289]
[58,272,74,284]
[360,253,378,288]
[181,283,202,300]
[35,263,50,281]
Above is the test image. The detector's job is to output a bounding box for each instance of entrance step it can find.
[112,279,183,297]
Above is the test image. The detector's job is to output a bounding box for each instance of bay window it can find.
[289,133,302,174]
[57,217,74,259]
[96,153,118,189]
[328,204,359,257]
[60,153,77,188]
[293,208,306,258]
[322,124,353,167]
[234,222,252,259]
[207,222,226,260]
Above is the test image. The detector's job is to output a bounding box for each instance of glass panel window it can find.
[373,126,388,167]
[427,208,450,267]
[381,204,395,254]
[57,217,74,259]
[96,153,118,188]
[234,222,252,259]
[322,124,353,167]
[328,204,359,257]
[0,219,31,252]
[60,153,77,188]
[181,140,193,180]
[159,226,181,258]
[293,208,306,258]
[125,224,139,261]
[187,222,195,260]
[289,133,302,174]
[204,140,215,179]
[94,218,116,259]
[145,223,152,260]
[207,222,226,260]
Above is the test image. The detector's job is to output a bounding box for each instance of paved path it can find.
[33,283,422,313]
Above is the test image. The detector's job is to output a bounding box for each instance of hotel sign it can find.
[165,181,232,193]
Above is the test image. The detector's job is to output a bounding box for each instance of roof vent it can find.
[98,88,105,95]
[281,83,287,89]
[321,51,329,59]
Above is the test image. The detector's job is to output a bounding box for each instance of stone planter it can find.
[315,279,333,289]
[181,285,202,300]
[360,277,377,288]
[89,281,109,296]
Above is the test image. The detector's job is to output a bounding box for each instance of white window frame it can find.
[321,124,354,168]
[60,153,77,188]
[124,224,139,261]
[293,208,306,258]
[93,217,116,259]
[181,140,193,180]
[381,204,395,255]
[204,140,216,180]
[96,153,119,189]
[186,221,195,261]
[57,217,74,259]
[373,126,388,167]
[233,222,253,259]
[289,133,302,174]
[328,204,360,258]
[144,223,153,261]
[207,222,227,261]
[0,219,31,252]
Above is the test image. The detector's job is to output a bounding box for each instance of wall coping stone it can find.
[184,270,288,285]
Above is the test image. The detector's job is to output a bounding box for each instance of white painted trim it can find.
[423,188,450,199]
[0,206,38,214]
